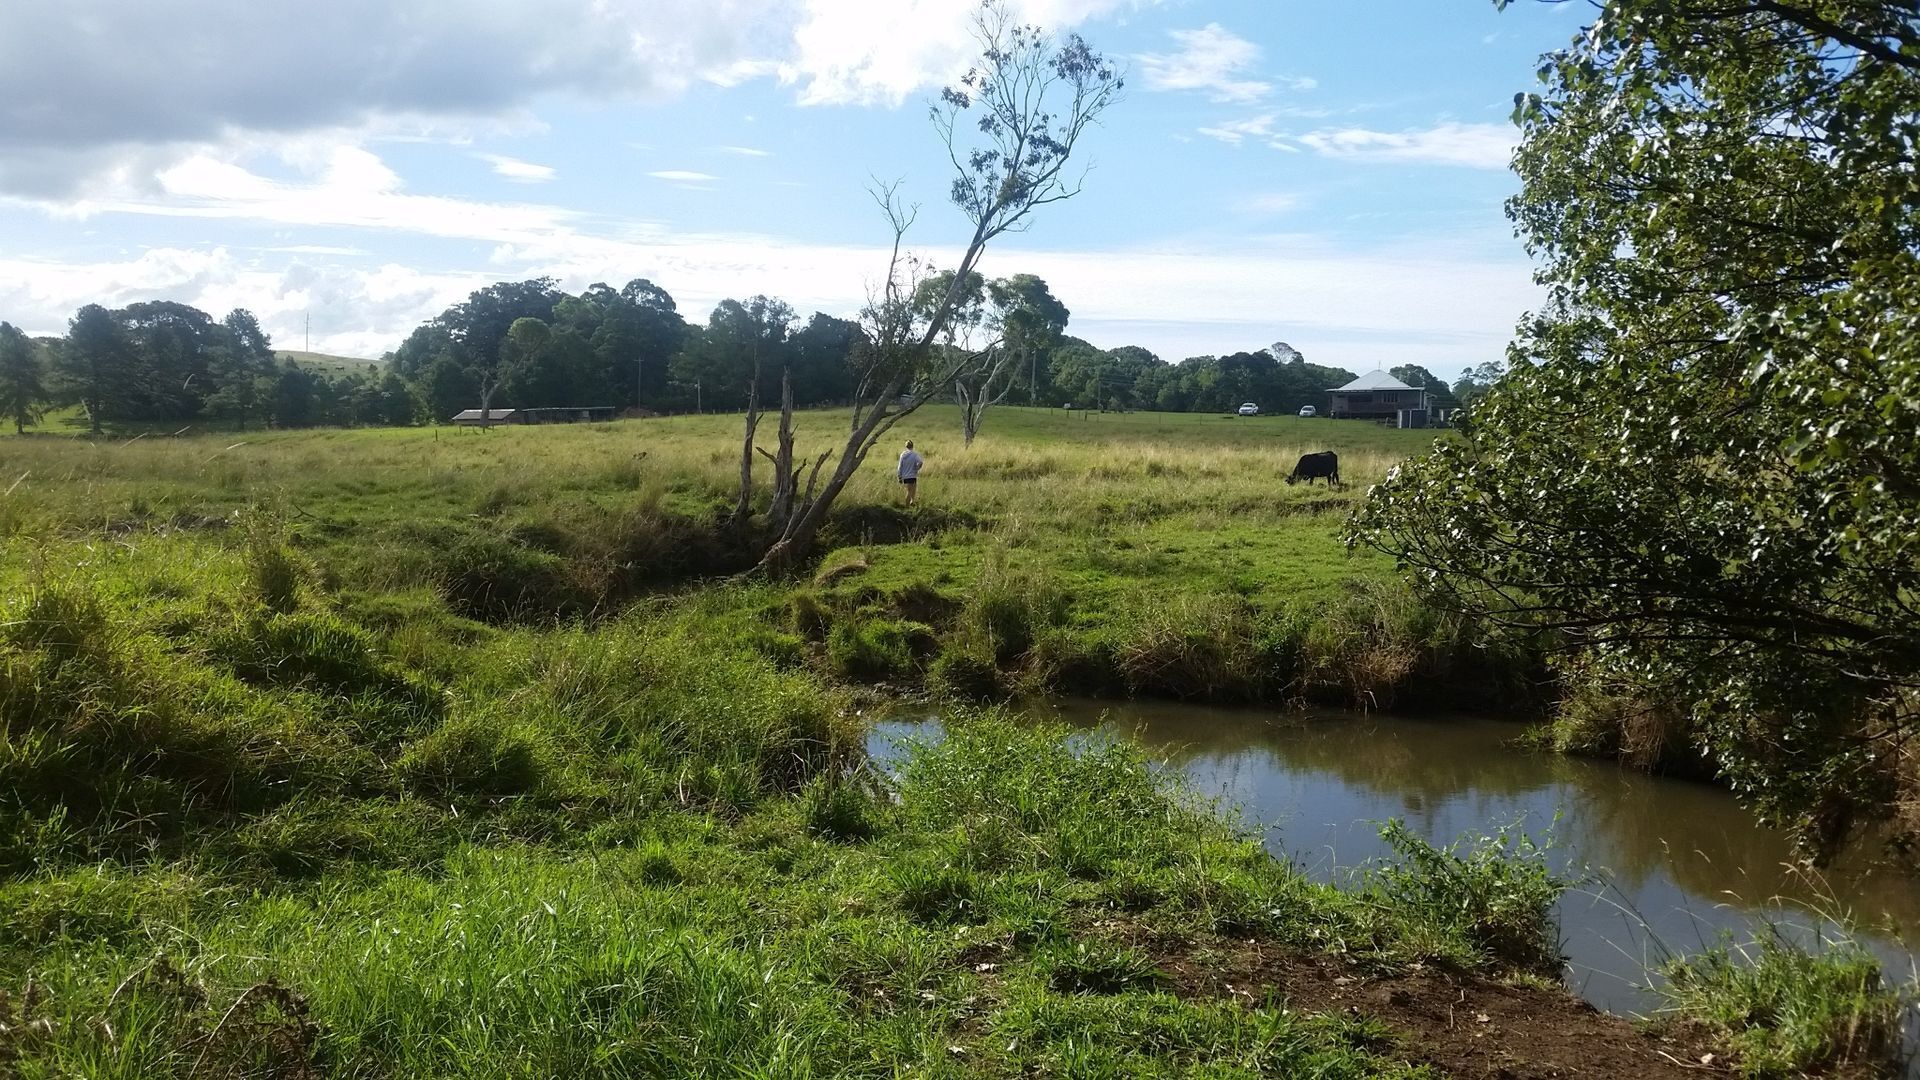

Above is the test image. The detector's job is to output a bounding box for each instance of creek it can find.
[868,699,1920,1019]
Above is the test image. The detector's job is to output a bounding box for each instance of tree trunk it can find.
[732,372,760,528]
[768,366,797,527]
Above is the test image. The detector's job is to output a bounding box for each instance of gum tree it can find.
[749,0,1121,570]
[1354,0,1920,855]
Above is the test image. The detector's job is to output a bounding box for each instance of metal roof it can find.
[451,408,519,420]
[1331,369,1417,392]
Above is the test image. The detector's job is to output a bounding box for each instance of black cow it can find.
[1286,451,1340,487]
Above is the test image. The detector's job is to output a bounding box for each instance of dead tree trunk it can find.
[731,360,760,528]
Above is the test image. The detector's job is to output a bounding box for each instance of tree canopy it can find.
[1357,0,1920,855]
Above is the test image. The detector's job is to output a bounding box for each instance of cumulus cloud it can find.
[0,246,487,358]
[1136,24,1273,103]
[0,0,1150,195]
[45,147,589,244]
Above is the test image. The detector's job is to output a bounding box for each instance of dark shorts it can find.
[899,476,917,485]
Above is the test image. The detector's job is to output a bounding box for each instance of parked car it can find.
[1298,405,1317,417]
[1237,402,1260,416]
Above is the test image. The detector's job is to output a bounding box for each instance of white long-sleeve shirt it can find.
[897,449,923,480]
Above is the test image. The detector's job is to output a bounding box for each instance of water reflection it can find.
[868,699,1919,1017]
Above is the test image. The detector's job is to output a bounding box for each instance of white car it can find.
[1236,402,1259,416]
[1298,405,1317,418]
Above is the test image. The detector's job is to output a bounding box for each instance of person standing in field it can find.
[897,440,924,506]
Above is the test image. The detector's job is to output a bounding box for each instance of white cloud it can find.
[1295,122,1516,169]
[714,146,773,157]
[647,170,719,183]
[477,154,557,183]
[784,0,1151,106]
[0,221,1535,382]
[1244,193,1302,214]
[0,247,486,358]
[0,0,1152,195]
[0,0,793,196]
[1136,24,1274,103]
[29,146,590,245]
[1197,115,1278,146]
[1197,118,1517,169]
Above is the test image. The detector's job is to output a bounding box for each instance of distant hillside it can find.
[278,350,384,377]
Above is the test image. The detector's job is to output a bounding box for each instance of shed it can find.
[452,408,520,425]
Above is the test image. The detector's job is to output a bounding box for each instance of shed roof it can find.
[451,408,518,421]
[1331,369,1416,392]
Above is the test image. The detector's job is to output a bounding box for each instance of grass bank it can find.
[0,407,1900,1074]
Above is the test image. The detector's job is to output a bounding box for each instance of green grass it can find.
[0,403,1883,1072]
[1656,926,1906,1077]
[276,349,384,377]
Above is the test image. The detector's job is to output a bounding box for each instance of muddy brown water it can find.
[868,700,1920,1020]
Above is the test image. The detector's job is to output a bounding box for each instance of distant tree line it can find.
[0,280,1484,434]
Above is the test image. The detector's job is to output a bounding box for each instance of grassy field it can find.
[0,406,1896,1076]
[276,349,385,377]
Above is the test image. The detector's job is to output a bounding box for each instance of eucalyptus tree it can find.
[1355,0,1920,854]
[750,0,1122,569]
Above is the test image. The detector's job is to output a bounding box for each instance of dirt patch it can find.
[1106,924,1720,1078]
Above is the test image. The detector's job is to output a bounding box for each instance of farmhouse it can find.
[451,406,617,426]
[1328,370,1432,428]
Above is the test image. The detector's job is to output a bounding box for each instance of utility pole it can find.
[304,311,310,353]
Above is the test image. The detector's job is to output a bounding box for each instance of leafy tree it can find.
[205,309,278,429]
[59,304,138,435]
[950,273,1069,444]
[475,317,551,427]
[1450,361,1506,406]
[0,322,47,434]
[1389,364,1461,413]
[1357,0,1920,855]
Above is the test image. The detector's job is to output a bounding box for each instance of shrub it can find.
[896,714,1211,880]
[397,715,547,800]
[1370,818,1566,974]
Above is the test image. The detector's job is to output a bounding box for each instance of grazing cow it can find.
[1287,451,1340,487]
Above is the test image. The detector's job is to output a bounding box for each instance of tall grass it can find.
[1657,924,1908,1077]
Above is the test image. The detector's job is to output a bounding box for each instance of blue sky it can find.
[0,0,1589,381]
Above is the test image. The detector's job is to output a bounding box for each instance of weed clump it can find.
[397,715,547,800]
[826,619,927,681]
[1370,818,1567,974]
[1115,593,1267,700]
[1657,928,1904,1079]
[799,773,883,842]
